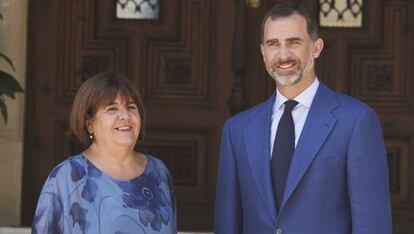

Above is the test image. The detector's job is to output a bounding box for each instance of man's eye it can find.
[107,107,117,111]
[289,41,301,46]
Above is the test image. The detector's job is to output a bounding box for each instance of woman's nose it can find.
[118,109,131,119]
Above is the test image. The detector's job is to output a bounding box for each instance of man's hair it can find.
[261,3,319,42]
[69,71,146,147]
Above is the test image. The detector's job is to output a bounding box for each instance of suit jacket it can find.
[214,82,392,234]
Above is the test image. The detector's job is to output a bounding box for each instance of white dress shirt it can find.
[270,78,320,157]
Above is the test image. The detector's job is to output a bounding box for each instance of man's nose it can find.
[276,47,292,60]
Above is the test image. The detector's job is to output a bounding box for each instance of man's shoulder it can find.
[225,96,272,125]
[326,89,378,121]
[333,91,373,112]
[316,82,370,110]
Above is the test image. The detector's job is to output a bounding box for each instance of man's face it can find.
[261,13,323,87]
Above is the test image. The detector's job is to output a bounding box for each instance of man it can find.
[215,3,392,234]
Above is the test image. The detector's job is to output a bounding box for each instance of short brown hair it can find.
[261,3,319,42]
[70,71,146,148]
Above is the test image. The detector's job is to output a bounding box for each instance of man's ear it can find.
[312,38,324,59]
[260,43,266,61]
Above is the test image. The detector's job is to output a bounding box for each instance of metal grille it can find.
[319,0,363,27]
[116,0,160,19]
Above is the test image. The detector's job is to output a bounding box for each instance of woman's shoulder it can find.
[145,154,170,173]
[38,154,87,195]
[145,154,174,189]
[46,154,86,181]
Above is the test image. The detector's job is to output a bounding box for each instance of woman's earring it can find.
[89,133,94,140]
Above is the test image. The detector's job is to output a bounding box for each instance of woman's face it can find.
[87,94,141,149]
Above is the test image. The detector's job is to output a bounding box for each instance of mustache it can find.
[273,59,298,66]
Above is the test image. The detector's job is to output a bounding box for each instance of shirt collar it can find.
[274,78,320,111]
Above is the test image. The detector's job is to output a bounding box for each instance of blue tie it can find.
[271,99,298,209]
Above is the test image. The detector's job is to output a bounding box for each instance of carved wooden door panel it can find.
[241,0,414,233]
[23,0,235,230]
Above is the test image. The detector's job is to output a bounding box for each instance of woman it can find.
[32,72,177,234]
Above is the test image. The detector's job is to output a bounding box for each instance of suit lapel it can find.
[245,93,277,222]
[281,83,338,208]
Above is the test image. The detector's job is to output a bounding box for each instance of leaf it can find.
[51,193,64,233]
[0,53,16,71]
[70,160,86,182]
[0,71,24,99]
[81,178,98,202]
[69,202,90,233]
[0,96,8,124]
[87,160,102,178]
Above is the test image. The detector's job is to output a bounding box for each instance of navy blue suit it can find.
[215,82,392,234]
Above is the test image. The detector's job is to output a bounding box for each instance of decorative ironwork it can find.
[319,0,363,27]
[245,0,260,8]
[367,64,393,91]
[116,0,160,19]
[164,58,192,85]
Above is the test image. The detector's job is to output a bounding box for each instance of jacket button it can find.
[276,228,282,234]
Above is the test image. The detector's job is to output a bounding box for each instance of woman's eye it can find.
[107,106,117,111]
[128,105,137,110]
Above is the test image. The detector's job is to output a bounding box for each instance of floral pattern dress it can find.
[32,154,177,234]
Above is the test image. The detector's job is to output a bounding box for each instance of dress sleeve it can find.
[32,166,64,234]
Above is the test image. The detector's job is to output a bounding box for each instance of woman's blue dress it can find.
[32,154,177,234]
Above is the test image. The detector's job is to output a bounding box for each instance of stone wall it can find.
[0,0,27,226]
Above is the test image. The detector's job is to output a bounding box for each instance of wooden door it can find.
[22,0,235,230]
[23,0,414,232]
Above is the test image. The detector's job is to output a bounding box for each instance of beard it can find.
[266,56,314,87]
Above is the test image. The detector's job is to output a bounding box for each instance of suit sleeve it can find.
[214,120,243,234]
[347,107,392,234]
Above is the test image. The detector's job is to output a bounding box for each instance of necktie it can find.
[271,99,298,209]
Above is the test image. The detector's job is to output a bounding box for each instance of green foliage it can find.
[0,53,24,125]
